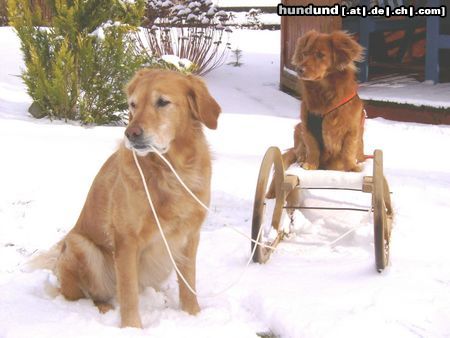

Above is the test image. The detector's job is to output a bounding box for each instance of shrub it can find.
[8,0,146,124]
[245,8,263,30]
[228,48,243,67]
[0,0,7,26]
[136,0,232,75]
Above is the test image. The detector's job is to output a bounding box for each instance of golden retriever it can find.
[54,69,220,328]
[283,30,365,172]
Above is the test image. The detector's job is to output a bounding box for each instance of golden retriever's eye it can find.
[129,102,136,109]
[156,97,170,108]
[316,52,324,59]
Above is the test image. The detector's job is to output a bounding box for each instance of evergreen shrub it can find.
[8,0,146,124]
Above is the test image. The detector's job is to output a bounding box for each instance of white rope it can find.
[147,146,282,250]
[148,146,364,251]
[325,223,364,247]
[133,146,368,296]
[132,149,264,298]
[147,146,210,211]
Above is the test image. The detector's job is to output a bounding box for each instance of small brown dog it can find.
[54,69,220,328]
[283,30,365,172]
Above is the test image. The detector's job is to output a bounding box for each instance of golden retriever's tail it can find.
[26,240,63,272]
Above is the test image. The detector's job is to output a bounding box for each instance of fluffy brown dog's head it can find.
[124,69,221,156]
[292,30,363,81]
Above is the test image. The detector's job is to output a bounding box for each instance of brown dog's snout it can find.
[125,126,143,142]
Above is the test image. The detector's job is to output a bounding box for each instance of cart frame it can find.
[251,147,394,272]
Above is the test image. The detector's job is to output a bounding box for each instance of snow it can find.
[89,21,126,40]
[1,26,450,338]
[226,11,280,27]
[359,75,450,109]
[188,1,201,8]
[186,13,198,21]
[177,7,192,16]
[161,54,194,71]
[213,0,278,7]
[161,0,173,8]
[207,7,216,16]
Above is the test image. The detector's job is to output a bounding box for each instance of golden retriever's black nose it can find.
[125,126,143,142]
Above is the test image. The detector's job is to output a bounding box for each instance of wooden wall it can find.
[280,0,341,95]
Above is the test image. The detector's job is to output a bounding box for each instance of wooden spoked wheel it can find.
[251,147,394,271]
[372,150,394,272]
[251,147,286,263]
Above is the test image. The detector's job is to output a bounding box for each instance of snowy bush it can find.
[159,54,197,73]
[8,0,147,124]
[245,8,263,30]
[136,0,232,75]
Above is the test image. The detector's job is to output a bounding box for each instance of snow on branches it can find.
[136,0,233,75]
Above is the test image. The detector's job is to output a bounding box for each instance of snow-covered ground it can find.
[1,27,450,338]
[359,75,450,109]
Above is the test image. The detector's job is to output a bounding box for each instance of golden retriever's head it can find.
[292,30,363,81]
[124,69,221,156]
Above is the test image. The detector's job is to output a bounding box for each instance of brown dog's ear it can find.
[330,31,364,71]
[292,30,319,66]
[187,75,221,130]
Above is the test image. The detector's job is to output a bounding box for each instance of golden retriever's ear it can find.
[330,31,364,71]
[292,30,318,66]
[187,75,221,130]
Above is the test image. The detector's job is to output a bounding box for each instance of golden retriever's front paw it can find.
[182,301,201,315]
[120,313,143,329]
[352,163,363,172]
[94,301,115,314]
[302,162,318,170]
[181,299,200,315]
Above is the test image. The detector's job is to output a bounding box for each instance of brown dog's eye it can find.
[316,52,324,59]
[156,97,170,108]
[129,102,136,109]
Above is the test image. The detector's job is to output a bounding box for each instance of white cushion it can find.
[285,160,373,190]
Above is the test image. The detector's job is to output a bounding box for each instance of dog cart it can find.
[251,147,394,272]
